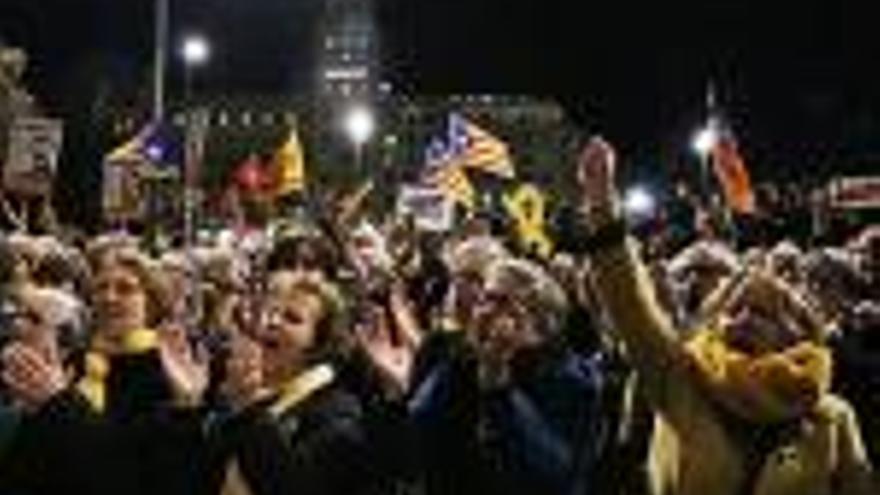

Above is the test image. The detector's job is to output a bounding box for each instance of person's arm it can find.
[830,397,875,495]
[577,139,698,422]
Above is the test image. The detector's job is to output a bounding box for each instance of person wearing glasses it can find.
[360,255,605,495]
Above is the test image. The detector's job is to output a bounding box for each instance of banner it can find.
[829,177,880,209]
[397,185,456,232]
[103,158,147,223]
[3,117,63,196]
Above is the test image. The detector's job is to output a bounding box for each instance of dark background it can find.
[1,0,878,223]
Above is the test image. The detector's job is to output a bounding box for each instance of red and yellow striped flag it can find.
[711,136,755,214]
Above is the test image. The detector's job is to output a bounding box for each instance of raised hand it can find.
[158,326,209,408]
[222,333,268,411]
[2,339,68,412]
[388,283,423,351]
[356,297,418,398]
[577,137,620,216]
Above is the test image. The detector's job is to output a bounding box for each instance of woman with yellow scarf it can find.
[1,246,210,495]
[576,138,874,495]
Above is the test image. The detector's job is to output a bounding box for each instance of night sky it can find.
[1,0,878,178]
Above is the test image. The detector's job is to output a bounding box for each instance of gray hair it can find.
[483,257,569,338]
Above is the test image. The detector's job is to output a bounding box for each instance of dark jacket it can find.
[205,380,382,495]
[408,332,605,495]
[0,348,210,495]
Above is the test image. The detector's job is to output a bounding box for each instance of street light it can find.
[180,34,211,102]
[691,125,719,157]
[343,105,375,170]
[181,35,211,67]
[691,118,720,198]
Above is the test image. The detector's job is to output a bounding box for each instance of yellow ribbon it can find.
[76,328,159,413]
[503,184,553,258]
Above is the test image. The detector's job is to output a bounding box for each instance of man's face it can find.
[255,272,325,380]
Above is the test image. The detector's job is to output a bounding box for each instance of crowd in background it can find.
[0,139,877,495]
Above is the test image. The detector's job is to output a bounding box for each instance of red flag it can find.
[233,154,271,193]
[711,136,755,214]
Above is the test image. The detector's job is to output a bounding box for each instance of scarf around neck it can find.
[685,329,832,424]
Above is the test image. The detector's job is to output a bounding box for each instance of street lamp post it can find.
[153,0,169,121]
[179,34,211,338]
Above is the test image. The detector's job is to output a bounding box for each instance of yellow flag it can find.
[272,128,306,196]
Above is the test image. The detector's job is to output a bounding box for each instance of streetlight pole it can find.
[153,0,169,122]
[179,35,210,338]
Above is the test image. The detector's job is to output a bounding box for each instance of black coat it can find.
[205,382,384,495]
[0,349,210,495]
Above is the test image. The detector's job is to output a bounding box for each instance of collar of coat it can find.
[268,363,335,419]
[76,328,159,413]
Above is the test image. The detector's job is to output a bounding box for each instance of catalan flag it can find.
[422,138,476,210]
[447,113,515,179]
[105,124,155,163]
[271,128,306,197]
[711,133,755,215]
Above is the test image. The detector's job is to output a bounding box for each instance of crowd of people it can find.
[0,139,877,495]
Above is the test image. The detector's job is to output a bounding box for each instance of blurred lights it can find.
[624,186,656,217]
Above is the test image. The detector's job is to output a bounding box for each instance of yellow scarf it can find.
[76,328,159,413]
[685,329,832,423]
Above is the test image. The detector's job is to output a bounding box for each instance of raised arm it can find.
[576,139,697,419]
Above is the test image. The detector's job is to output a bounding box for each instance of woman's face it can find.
[256,272,325,381]
[720,275,803,355]
[471,278,541,363]
[93,263,148,339]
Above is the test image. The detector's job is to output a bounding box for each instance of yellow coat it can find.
[590,240,874,495]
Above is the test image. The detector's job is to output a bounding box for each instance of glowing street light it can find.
[692,125,719,157]
[344,106,376,146]
[344,106,375,170]
[181,35,211,67]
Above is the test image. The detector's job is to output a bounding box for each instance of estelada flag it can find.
[447,113,515,179]
[711,135,755,214]
[271,128,306,197]
[422,137,476,210]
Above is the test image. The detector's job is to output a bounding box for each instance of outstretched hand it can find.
[357,285,422,398]
[577,137,620,215]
